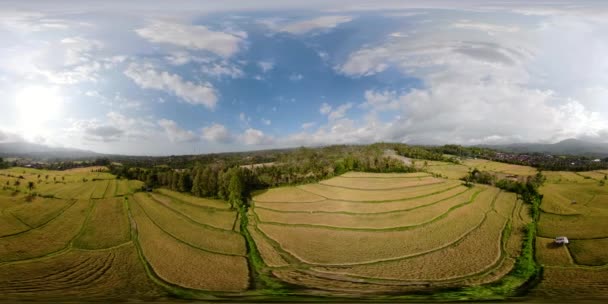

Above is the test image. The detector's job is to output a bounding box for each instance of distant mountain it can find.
[0,142,102,160]
[481,138,608,157]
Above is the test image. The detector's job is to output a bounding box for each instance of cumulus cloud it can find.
[240,128,274,145]
[202,123,234,143]
[158,119,197,142]
[278,15,353,34]
[258,61,274,73]
[327,102,353,121]
[135,21,245,57]
[124,62,218,109]
[319,102,332,115]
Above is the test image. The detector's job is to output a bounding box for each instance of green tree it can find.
[227,168,244,209]
[191,168,203,196]
[13,180,20,187]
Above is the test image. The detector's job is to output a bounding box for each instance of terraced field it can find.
[533,172,608,300]
[0,166,248,299]
[250,172,525,293]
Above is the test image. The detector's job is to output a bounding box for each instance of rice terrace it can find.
[0,143,607,302]
[3,0,608,302]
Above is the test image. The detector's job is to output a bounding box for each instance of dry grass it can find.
[7,197,72,228]
[493,192,517,219]
[297,180,461,202]
[149,193,236,230]
[156,188,230,209]
[569,239,608,266]
[254,187,325,203]
[254,187,478,229]
[313,212,506,281]
[320,175,441,190]
[73,198,130,250]
[130,200,249,291]
[254,185,468,213]
[0,199,90,262]
[535,237,573,266]
[133,193,245,255]
[462,159,537,176]
[0,244,164,300]
[339,172,430,178]
[543,171,589,184]
[257,187,499,265]
[530,266,608,300]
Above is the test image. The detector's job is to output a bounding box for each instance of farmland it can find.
[250,173,526,293]
[1,162,607,301]
[532,168,608,300]
[0,166,247,300]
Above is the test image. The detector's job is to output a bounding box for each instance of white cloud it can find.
[158,119,197,143]
[258,61,274,73]
[261,118,271,125]
[124,62,218,109]
[202,123,234,143]
[289,73,303,81]
[451,20,520,35]
[201,61,244,78]
[301,122,316,129]
[319,102,332,115]
[240,128,273,145]
[278,15,353,34]
[135,21,245,57]
[328,102,353,121]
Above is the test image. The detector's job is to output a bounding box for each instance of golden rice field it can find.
[250,172,526,292]
[533,169,608,300]
[0,166,247,300]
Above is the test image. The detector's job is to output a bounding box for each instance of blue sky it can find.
[1,1,608,155]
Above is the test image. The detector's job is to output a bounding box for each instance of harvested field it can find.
[248,218,289,267]
[535,237,573,266]
[538,213,608,239]
[0,244,164,300]
[7,197,72,228]
[254,185,468,213]
[254,187,325,203]
[313,211,507,281]
[254,187,479,229]
[133,193,245,255]
[339,172,430,178]
[156,188,231,209]
[130,200,249,291]
[73,198,131,250]
[257,187,499,265]
[297,180,461,202]
[90,180,110,199]
[569,239,608,266]
[0,199,91,262]
[530,266,608,300]
[148,193,236,230]
[319,175,437,190]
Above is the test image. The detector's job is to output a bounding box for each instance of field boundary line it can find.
[133,196,246,257]
[3,208,32,230]
[254,189,500,267]
[283,183,463,203]
[100,179,112,199]
[253,187,471,216]
[126,199,247,296]
[317,179,445,191]
[70,199,98,249]
[0,199,78,239]
[145,193,239,234]
[154,190,232,212]
[252,189,482,232]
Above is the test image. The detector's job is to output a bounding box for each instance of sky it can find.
[1,0,608,155]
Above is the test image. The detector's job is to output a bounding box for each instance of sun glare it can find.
[14,85,63,137]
